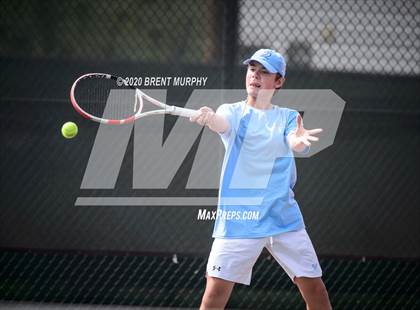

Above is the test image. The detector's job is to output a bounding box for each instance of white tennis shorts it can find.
[206,229,322,285]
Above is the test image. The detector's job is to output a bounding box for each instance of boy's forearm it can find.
[207,113,230,134]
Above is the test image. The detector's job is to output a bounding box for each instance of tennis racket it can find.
[70,73,198,125]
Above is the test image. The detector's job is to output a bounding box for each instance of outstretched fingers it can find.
[306,135,319,142]
[300,137,312,147]
[307,128,323,135]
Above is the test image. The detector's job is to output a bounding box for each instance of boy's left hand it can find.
[289,114,323,151]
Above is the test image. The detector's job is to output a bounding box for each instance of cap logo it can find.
[260,50,272,59]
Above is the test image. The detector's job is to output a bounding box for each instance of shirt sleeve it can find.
[216,103,236,147]
[216,103,234,134]
[284,109,299,137]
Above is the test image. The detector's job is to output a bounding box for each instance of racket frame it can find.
[70,73,198,125]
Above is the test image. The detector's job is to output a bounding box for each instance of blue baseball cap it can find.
[243,49,286,77]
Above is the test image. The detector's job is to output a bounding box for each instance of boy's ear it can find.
[275,76,285,89]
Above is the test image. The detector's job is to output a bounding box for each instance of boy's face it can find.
[245,61,284,99]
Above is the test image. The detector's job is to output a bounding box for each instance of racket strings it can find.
[74,78,136,120]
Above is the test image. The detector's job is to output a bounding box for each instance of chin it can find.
[246,88,259,98]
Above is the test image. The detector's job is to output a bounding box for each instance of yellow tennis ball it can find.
[61,122,78,139]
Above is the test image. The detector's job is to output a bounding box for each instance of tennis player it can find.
[191,49,332,310]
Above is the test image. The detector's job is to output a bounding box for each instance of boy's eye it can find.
[248,66,269,74]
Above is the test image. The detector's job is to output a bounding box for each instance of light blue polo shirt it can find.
[213,101,305,238]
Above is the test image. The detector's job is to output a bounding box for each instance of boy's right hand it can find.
[190,106,230,134]
[190,106,216,126]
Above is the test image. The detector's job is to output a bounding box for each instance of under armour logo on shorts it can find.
[212,265,221,271]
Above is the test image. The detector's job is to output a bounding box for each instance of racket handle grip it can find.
[171,106,199,118]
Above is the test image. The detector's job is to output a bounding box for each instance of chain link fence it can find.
[1,250,419,309]
[238,0,420,76]
[0,0,223,64]
[1,0,419,309]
